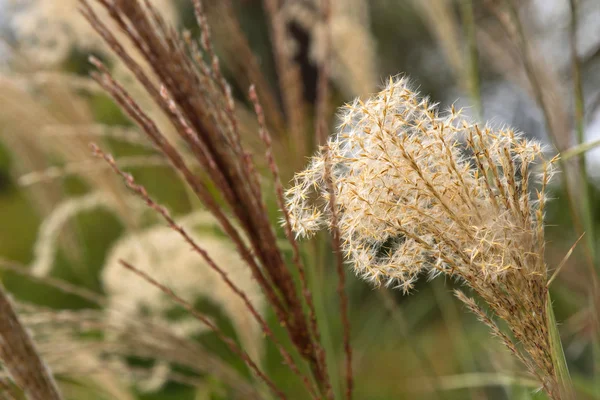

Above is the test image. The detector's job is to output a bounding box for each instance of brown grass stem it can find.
[0,284,63,400]
[92,144,320,399]
[261,0,306,158]
[459,0,482,119]
[314,0,332,147]
[500,0,596,276]
[80,0,334,390]
[323,146,353,400]
[249,85,329,398]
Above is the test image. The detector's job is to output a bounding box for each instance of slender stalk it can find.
[546,292,575,400]
[561,139,600,160]
[311,236,343,400]
[567,0,600,388]
[93,144,318,398]
[460,0,483,119]
[502,0,598,288]
[249,85,325,399]
[568,0,596,266]
[0,284,63,400]
[323,146,353,400]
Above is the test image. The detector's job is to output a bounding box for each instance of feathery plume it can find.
[102,213,266,361]
[30,192,121,277]
[286,76,564,398]
[14,301,262,399]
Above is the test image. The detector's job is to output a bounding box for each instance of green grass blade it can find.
[546,292,575,400]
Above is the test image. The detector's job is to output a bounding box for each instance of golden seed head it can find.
[286,77,554,292]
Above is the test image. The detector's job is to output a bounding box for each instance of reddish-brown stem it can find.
[323,147,354,400]
[92,144,319,399]
[249,85,330,397]
[0,284,63,400]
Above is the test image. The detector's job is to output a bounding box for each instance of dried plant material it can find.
[409,0,465,84]
[322,144,353,400]
[261,0,307,154]
[0,285,63,400]
[79,0,337,395]
[119,259,287,399]
[480,3,598,348]
[6,0,178,66]
[14,302,260,399]
[480,2,571,152]
[0,74,133,227]
[2,5,187,225]
[286,77,566,398]
[30,193,115,277]
[0,76,64,218]
[28,192,144,278]
[547,233,584,287]
[102,213,266,361]
[0,68,193,224]
[202,1,286,136]
[283,0,378,98]
[93,144,321,399]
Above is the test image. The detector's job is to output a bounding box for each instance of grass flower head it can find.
[286,76,563,396]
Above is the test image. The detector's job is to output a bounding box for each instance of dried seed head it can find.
[103,213,265,362]
[287,77,553,291]
[286,77,558,391]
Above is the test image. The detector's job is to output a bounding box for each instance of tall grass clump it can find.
[76,0,353,398]
[1,0,596,399]
[286,77,573,399]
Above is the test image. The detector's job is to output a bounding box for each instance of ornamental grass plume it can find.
[75,0,354,398]
[11,295,262,399]
[286,77,571,399]
[103,213,266,362]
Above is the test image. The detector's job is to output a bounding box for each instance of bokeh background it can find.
[0,0,600,399]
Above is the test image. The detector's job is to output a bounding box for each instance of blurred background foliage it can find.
[1,0,600,399]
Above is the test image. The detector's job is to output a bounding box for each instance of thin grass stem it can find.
[546,292,576,400]
[460,0,483,119]
[568,0,597,270]
[560,139,600,161]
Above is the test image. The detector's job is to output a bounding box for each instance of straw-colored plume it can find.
[286,76,560,395]
[102,213,265,362]
[14,301,260,398]
[30,192,126,277]
[0,74,136,224]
